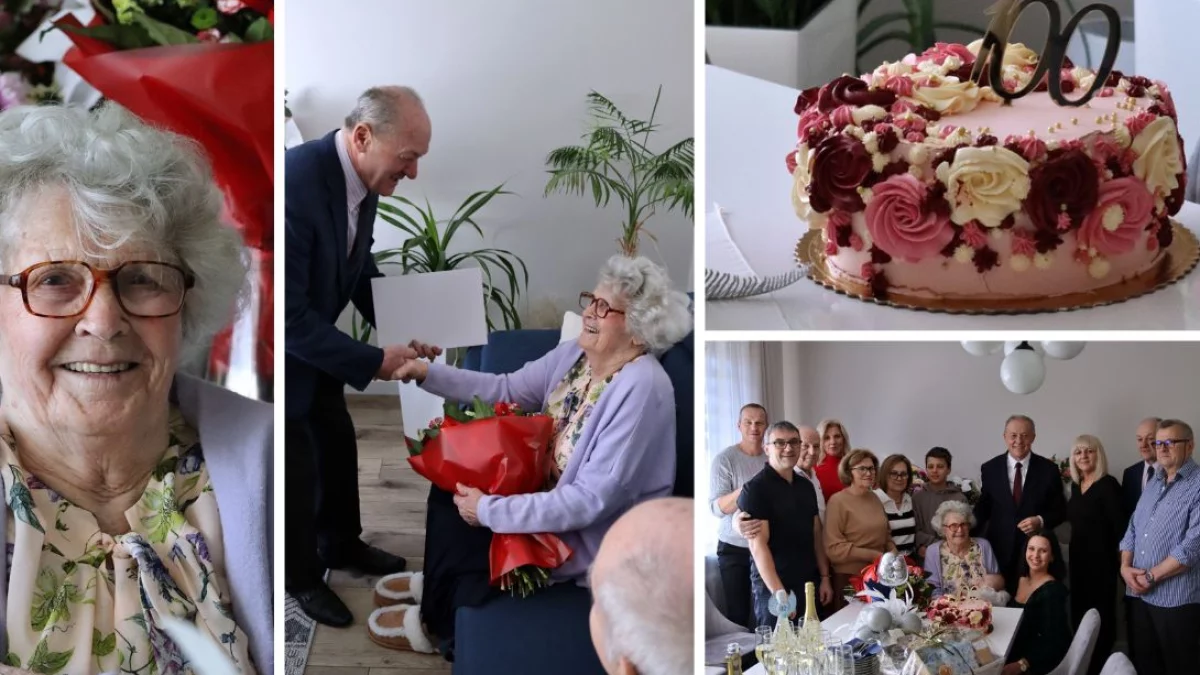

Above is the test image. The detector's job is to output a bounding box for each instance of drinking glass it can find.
[756,626,775,674]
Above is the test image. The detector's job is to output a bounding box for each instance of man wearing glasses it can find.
[1119,419,1200,675]
[736,422,833,628]
[973,415,1067,594]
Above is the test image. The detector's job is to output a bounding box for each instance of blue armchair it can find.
[448,325,694,674]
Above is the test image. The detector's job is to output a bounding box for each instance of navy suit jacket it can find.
[1122,460,1150,517]
[973,452,1067,570]
[285,130,384,417]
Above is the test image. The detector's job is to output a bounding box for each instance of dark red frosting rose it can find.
[1026,148,1100,232]
[817,76,897,113]
[808,134,871,214]
[796,87,821,115]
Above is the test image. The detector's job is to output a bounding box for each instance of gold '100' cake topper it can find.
[969,0,1122,107]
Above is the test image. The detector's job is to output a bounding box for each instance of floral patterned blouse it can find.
[939,540,990,596]
[0,409,255,675]
[544,355,619,486]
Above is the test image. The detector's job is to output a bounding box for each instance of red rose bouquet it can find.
[53,0,274,394]
[407,397,572,597]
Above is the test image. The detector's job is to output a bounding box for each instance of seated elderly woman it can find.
[369,255,692,658]
[924,501,1006,602]
[0,105,270,673]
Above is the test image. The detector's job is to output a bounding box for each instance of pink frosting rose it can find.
[1078,177,1154,257]
[864,174,953,261]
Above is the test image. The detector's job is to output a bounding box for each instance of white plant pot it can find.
[705,0,857,90]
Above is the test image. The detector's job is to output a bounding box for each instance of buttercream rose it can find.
[864,174,953,262]
[1131,116,1184,201]
[906,76,985,115]
[809,134,872,214]
[817,75,897,113]
[791,144,815,221]
[1026,148,1100,233]
[935,146,1031,227]
[1078,177,1154,256]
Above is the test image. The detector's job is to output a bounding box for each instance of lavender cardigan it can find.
[421,340,676,583]
[0,374,274,673]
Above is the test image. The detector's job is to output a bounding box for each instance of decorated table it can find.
[743,601,1025,675]
[705,65,1200,330]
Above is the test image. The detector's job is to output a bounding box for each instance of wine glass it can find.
[756,626,775,674]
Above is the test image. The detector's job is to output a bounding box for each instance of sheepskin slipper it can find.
[374,571,424,608]
[366,604,436,653]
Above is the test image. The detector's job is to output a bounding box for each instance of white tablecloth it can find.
[743,601,1024,674]
[705,65,1200,330]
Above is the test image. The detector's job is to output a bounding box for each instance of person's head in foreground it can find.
[797,425,820,473]
[816,418,848,462]
[1069,434,1109,483]
[764,421,802,473]
[1136,417,1161,462]
[925,446,953,487]
[0,104,260,672]
[343,85,431,195]
[1004,415,1036,460]
[1155,419,1195,477]
[737,403,768,450]
[838,448,879,490]
[578,254,692,364]
[1019,533,1065,581]
[590,497,693,675]
[932,500,976,552]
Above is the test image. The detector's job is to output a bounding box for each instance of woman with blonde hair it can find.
[825,448,894,610]
[1066,434,1125,675]
[813,419,850,501]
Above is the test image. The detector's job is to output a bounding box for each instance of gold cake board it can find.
[794,222,1199,315]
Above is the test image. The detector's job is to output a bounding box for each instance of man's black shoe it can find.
[291,583,353,627]
[322,542,407,576]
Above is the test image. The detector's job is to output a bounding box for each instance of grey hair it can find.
[343,86,425,136]
[597,255,692,354]
[1159,419,1195,441]
[0,104,245,360]
[1004,414,1036,434]
[931,499,976,531]
[592,518,692,675]
[765,421,800,443]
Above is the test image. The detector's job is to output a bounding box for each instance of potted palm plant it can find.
[705,0,858,89]
[351,185,529,353]
[544,88,693,258]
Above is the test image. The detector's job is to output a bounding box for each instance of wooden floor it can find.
[304,395,452,675]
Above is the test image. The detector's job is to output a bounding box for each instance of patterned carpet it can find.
[284,593,319,675]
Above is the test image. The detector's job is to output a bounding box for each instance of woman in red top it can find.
[814,419,851,501]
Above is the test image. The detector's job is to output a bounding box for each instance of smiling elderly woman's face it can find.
[0,185,184,433]
[578,286,636,355]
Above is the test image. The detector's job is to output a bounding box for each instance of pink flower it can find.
[864,173,953,262]
[1013,136,1048,162]
[905,131,925,143]
[797,109,827,143]
[918,42,975,66]
[850,234,864,251]
[197,28,223,42]
[1125,112,1156,138]
[0,72,30,111]
[217,0,247,13]
[1012,230,1037,257]
[825,240,839,256]
[939,125,958,140]
[831,105,855,129]
[883,75,914,97]
[962,222,988,249]
[1078,177,1155,256]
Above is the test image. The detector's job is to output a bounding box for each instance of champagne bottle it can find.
[802,581,822,647]
[725,642,742,675]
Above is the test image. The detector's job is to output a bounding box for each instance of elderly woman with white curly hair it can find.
[0,104,271,674]
[924,500,1007,604]
[369,254,692,658]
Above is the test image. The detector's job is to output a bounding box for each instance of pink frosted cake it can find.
[788,41,1188,302]
[927,595,993,633]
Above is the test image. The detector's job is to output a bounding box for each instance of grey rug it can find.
[284,593,319,675]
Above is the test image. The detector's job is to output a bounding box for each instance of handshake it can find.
[375,340,444,383]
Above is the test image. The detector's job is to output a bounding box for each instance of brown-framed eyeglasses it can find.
[579,292,625,319]
[3,260,195,319]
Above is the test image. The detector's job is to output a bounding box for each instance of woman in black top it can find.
[1065,435,1127,675]
[737,421,834,628]
[1005,534,1072,675]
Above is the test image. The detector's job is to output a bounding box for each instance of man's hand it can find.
[1121,565,1150,594]
[1017,517,1041,535]
[393,359,429,384]
[819,577,833,605]
[376,343,418,380]
[734,511,764,540]
[409,340,443,360]
[454,483,484,526]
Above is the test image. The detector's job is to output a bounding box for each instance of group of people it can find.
[710,407,1200,675]
[286,85,695,674]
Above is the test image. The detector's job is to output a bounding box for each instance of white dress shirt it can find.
[1006,451,1043,528]
[795,467,826,524]
[1141,460,1159,489]
[334,130,369,256]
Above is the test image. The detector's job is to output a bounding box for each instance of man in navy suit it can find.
[1122,417,1161,516]
[973,415,1067,594]
[285,86,433,626]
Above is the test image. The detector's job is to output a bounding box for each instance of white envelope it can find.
[371,268,490,437]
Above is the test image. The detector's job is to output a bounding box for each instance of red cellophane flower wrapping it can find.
[407,398,572,597]
[54,2,274,392]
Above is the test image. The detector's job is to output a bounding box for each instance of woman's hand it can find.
[819,577,833,605]
[734,511,763,540]
[453,483,484,526]
[393,359,429,384]
[409,340,443,360]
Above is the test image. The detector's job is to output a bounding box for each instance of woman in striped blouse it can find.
[875,454,917,559]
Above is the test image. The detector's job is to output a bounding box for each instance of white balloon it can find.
[961,341,1003,357]
[1042,342,1086,360]
[1004,341,1045,356]
[1001,350,1046,395]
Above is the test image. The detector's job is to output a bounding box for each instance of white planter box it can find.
[705,0,857,90]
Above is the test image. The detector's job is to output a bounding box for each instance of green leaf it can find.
[41,542,64,558]
[190,7,218,30]
[245,16,274,42]
[57,23,158,50]
[130,13,200,46]
[471,397,492,419]
[61,560,76,576]
[3,652,18,667]
[8,466,45,534]
[857,12,908,43]
[92,629,116,657]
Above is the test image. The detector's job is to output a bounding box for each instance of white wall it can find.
[286,0,695,333]
[1135,0,1200,161]
[712,342,1200,485]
